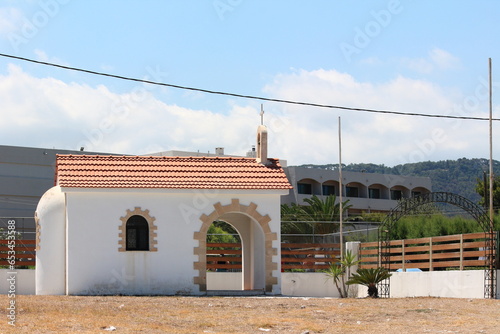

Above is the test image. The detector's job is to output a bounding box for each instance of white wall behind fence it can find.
[2,269,499,299]
[0,269,35,295]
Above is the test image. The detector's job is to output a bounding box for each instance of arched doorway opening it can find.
[207,213,265,292]
[193,199,279,294]
[378,192,496,298]
[205,219,251,291]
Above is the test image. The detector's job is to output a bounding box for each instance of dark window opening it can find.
[346,186,359,198]
[322,185,335,196]
[126,215,149,251]
[391,190,403,200]
[297,183,312,195]
[369,188,380,199]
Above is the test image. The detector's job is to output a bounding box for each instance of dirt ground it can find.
[1,295,499,333]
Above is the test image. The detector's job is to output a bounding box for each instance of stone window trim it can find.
[34,212,41,251]
[119,207,158,252]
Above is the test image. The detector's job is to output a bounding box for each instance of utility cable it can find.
[1,52,499,121]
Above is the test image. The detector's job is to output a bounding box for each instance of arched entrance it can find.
[206,220,242,286]
[378,192,496,298]
[193,199,279,294]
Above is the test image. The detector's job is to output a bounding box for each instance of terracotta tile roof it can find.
[55,155,292,190]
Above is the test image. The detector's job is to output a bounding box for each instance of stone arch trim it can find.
[34,212,41,251]
[118,207,158,252]
[378,192,496,299]
[193,198,278,292]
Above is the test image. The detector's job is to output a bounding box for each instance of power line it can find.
[1,52,499,121]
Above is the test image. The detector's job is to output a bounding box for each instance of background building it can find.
[0,145,431,237]
[283,166,432,215]
[0,145,121,236]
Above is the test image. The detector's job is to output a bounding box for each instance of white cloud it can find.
[0,64,258,157]
[429,48,461,70]
[263,68,496,166]
[401,57,434,74]
[401,48,461,74]
[0,7,24,37]
[0,64,497,167]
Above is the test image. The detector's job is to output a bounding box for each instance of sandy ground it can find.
[1,295,499,333]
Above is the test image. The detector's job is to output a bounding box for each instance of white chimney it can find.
[246,145,256,158]
[215,147,224,156]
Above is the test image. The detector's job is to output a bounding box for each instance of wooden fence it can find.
[281,243,340,271]
[359,232,496,271]
[207,242,341,271]
[0,239,36,268]
[1,233,496,272]
[207,242,242,271]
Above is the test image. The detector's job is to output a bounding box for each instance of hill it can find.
[298,158,500,204]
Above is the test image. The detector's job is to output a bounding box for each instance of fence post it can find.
[429,237,433,272]
[378,242,381,267]
[346,241,361,298]
[401,241,405,272]
[346,241,361,271]
[496,231,499,270]
[459,234,464,270]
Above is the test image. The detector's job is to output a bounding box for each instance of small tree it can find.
[324,250,360,298]
[476,175,500,210]
[207,221,240,244]
[346,267,392,298]
[324,263,344,297]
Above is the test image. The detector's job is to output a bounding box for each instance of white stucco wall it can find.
[207,272,344,297]
[7,270,500,299]
[0,269,35,295]
[209,270,498,299]
[206,272,243,290]
[35,186,66,295]
[281,272,344,297]
[355,270,489,299]
[53,188,283,295]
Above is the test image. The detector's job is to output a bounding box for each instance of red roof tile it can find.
[55,155,292,190]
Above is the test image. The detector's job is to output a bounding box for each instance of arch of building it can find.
[193,198,278,293]
[378,192,496,299]
[296,177,430,199]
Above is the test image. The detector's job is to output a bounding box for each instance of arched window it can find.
[119,207,157,252]
[126,215,149,251]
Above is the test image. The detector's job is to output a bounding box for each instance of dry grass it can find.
[1,295,499,333]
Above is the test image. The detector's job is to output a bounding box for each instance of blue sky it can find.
[0,0,499,167]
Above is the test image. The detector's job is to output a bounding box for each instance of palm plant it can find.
[280,203,311,235]
[282,195,352,238]
[346,267,392,298]
[324,263,345,297]
[302,195,352,221]
[324,250,360,298]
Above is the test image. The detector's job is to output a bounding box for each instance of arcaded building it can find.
[282,166,432,215]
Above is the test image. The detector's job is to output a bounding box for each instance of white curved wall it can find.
[35,186,66,295]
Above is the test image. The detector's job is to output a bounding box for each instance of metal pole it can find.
[488,57,496,299]
[489,58,494,228]
[339,116,343,261]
